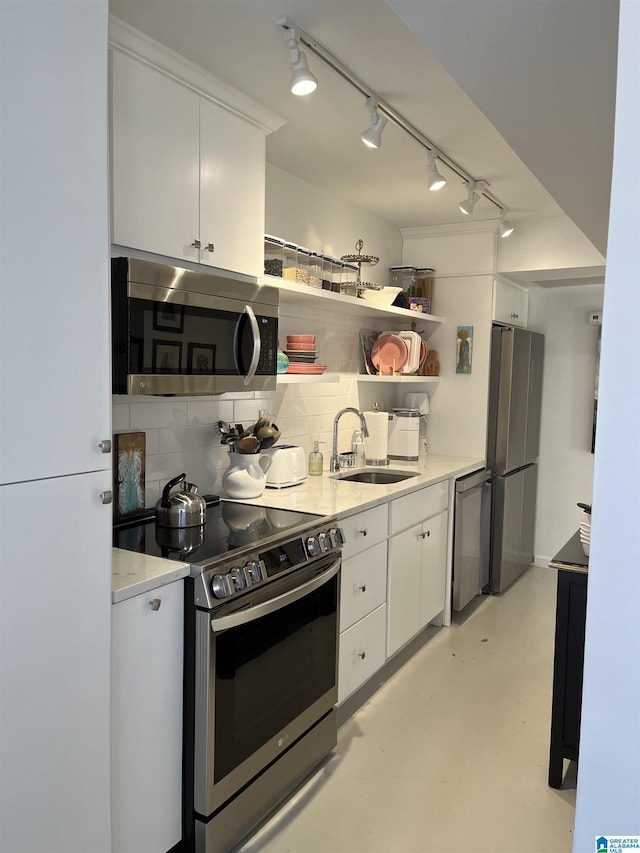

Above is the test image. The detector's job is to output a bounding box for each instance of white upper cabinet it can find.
[0,0,111,484]
[110,44,270,277]
[199,98,265,276]
[111,50,201,263]
[493,278,529,327]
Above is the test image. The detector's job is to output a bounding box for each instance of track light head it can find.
[459,180,488,215]
[284,28,317,96]
[361,97,387,149]
[426,150,446,191]
[499,217,514,238]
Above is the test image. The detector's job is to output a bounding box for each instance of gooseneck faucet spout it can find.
[330,407,369,472]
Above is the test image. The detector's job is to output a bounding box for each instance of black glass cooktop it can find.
[113,498,323,568]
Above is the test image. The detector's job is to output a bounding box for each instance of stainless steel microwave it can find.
[111,257,279,396]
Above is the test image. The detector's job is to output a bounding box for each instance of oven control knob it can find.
[211,573,233,599]
[245,560,264,584]
[230,566,248,591]
[318,532,330,552]
[306,536,322,557]
[329,527,345,548]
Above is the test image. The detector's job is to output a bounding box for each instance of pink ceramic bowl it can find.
[286,341,317,351]
[286,335,315,344]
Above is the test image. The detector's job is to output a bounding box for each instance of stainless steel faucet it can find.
[330,407,369,472]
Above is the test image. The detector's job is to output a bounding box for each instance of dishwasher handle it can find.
[455,468,492,494]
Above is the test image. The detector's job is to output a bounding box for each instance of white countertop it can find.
[112,454,484,603]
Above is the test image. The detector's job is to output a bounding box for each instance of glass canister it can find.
[415,268,434,301]
[321,255,333,290]
[330,259,343,293]
[389,265,417,297]
[341,262,359,297]
[308,252,323,288]
[264,235,284,278]
[282,242,298,282]
[296,245,311,285]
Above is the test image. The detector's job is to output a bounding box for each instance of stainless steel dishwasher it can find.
[452,469,492,612]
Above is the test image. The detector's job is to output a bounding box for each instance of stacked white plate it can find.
[579,509,591,556]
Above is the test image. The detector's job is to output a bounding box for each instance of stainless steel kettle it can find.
[155,473,206,528]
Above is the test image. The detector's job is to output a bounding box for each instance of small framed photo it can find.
[188,342,216,374]
[152,339,182,373]
[153,302,184,333]
[114,431,146,519]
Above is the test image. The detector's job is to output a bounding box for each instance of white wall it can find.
[528,284,604,563]
[573,2,640,846]
[402,224,496,458]
[266,164,402,282]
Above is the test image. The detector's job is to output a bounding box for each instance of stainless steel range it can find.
[114,498,344,853]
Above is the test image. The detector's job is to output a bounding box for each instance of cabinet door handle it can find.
[359,528,368,537]
[420,530,431,539]
[99,490,112,505]
[357,650,366,660]
[149,598,162,611]
[191,239,201,249]
[205,242,215,253]
[358,584,367,593]
[510,312,519,319]
[98,439,111,454]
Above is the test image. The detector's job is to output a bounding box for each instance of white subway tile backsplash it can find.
[112,401,131,431]
[130,401,188,430]
[186,399,234,425]
[233,399,271,424]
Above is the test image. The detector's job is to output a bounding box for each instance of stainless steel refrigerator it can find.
[486,325,544,593]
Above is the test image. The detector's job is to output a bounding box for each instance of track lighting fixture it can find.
[426,149,446,191]
[499,217,514,238]
[459,182,480,215]
[284,27,317,96]
[459,180,488,215]
[276,17,513,219]
[361,97,387,149]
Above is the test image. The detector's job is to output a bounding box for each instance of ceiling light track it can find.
[276,16,509,219]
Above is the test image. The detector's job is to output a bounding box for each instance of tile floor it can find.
[237,566,577,853]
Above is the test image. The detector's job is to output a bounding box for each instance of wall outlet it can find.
[588,311,602,326]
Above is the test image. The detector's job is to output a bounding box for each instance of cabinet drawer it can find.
[340,541,387,632]
[389,481,448,534]
[340,504,388,559]
[338,604,387,704]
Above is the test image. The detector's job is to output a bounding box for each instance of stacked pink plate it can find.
[285,335,327,374]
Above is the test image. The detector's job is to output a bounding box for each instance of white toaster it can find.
[263,445,307,488]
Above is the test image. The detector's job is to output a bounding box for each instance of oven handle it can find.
[210,558,340,633]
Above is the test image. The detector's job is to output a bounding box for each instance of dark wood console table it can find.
[548,531,588,788]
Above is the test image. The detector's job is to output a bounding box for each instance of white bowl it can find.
[359,286,402,306]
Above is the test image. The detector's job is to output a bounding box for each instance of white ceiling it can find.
[109,0,618,258]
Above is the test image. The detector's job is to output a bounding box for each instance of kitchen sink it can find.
[331,470,419,484]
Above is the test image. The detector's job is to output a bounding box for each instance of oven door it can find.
[192,556,340,817]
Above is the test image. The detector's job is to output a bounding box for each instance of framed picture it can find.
[152,339,182,373]
[187,342,216,374]
[114,431,146,520]
[153,301,184,333]
[456,325,473,374]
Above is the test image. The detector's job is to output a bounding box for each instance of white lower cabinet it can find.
[111,581,184,853]
[338,605,387,703]
[387,484,449,658]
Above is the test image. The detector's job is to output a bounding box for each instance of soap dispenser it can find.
[308,441,324,476]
